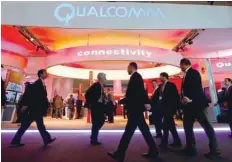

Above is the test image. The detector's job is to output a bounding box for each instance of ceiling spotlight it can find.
[188,40,193,45]
[17,26,51,54]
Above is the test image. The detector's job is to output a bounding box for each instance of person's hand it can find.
[144,104,151,111]
[181,97,190,105]
[21,106,28,112]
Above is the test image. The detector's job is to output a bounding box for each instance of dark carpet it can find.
[2,131,232,162]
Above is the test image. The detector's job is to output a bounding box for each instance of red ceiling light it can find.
[15,26,50,54]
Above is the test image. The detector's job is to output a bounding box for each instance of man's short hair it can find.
[160,72,169,79]
[225,78,232,83]
[97,73,106,80]
[180,58,191,65]
[151,79,157,83]
[37,69,46,78]
[129,62,138,70]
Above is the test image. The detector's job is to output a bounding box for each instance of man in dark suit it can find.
[1,65,6,108]
[158,72,181,149]
[16,82,31,125]
[76,95,83,119]
[10,69,56,147]
[224,78,232,138]
[150,79,163,138]
[180,58,221,159]
[85,73,107,146]
[108,62,159,162]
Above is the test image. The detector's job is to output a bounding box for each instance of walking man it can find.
[108,62,159,161]
[85,73,107,146]
[10,69,56,147]
[180,58,221,159]
[150,79,163,138]
[158,72,181,149]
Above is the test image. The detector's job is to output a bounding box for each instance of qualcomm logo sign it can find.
[54,3,164,25]
[216,62,232,68]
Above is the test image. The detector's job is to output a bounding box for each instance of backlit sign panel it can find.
[54,3,164,25]
[211,59,232,73]
[2,1,232,29]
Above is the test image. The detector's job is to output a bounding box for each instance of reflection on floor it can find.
[2,131,232,162]
[1,116,229,130]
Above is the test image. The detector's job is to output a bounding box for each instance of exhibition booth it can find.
[1,1,232,127]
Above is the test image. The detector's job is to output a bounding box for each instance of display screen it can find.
[5,91,17,103]
[6,82,22,92]
[15,92,22,103]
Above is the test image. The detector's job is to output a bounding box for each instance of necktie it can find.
[227,86,231,95]
[181,74,186,97]
[159,85,164,96]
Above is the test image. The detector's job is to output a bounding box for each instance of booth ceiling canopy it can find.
[2,25,232,58]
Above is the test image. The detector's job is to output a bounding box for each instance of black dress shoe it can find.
[108,151,125,162]
[204,151,222,160]
[44,138,56,146]
[142,151,159,159]
[169,142,182,148]
[182,148,197,156]
[10,143,25,147]
[91,141,102,146]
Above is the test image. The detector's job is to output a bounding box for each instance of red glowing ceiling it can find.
[1,25,190,57]
[2,25,232,59]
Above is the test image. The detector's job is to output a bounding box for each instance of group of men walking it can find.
[149,59,222,158]
[9,58,232,162]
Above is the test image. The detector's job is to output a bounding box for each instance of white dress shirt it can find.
[153,87,158,95]
[162,80,168,93]
[182,66,192,103]
[41,79,46,90]
[183,66,191,82]
[131,70,136,77]
[97,83,105,103]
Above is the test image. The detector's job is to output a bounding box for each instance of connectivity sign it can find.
[54,3,164,25]
[77,48,152,58]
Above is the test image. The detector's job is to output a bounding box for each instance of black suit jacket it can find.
[161,82,180,115]
[30,79,49,115]
[1,78,6,106]
[150,86,161,112]
[85,82,102,105]
[76,100,83,108]
[124,72,149,113]
[181,68,208,112]
[225,86,232,111]
[19,84,32,108]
